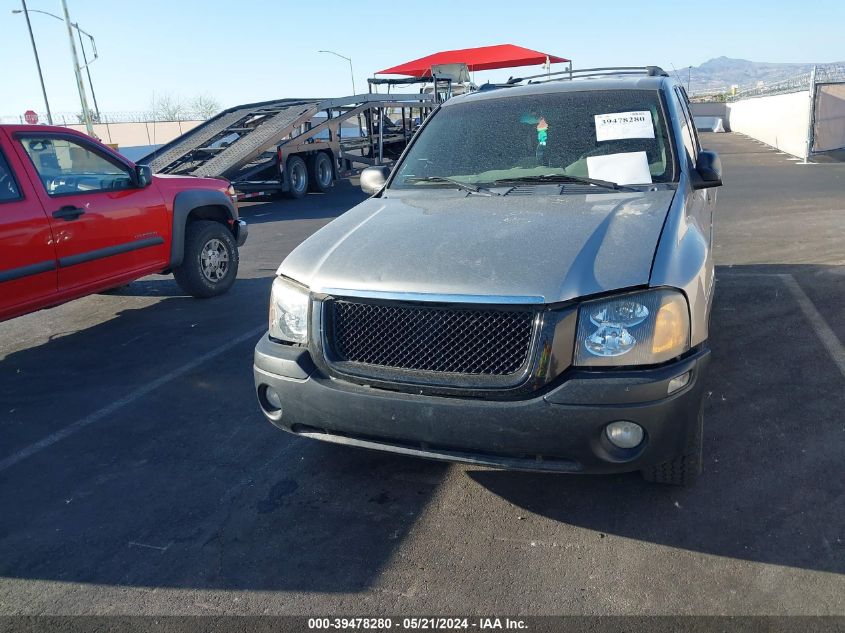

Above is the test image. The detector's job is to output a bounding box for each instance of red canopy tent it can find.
[377,44,569,76]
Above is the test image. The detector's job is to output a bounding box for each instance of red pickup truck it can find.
[0,124,247,323]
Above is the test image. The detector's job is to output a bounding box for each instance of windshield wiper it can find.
[403,176,501,196]
[485,174,637,192]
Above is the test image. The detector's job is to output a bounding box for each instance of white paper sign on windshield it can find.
[586,151,653,185]
[594,111,655,142]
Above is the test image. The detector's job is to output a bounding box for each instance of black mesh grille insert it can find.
[328,300,535,375]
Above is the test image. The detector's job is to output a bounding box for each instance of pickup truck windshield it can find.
[391,89,676,189]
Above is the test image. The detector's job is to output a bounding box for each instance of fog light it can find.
[264,386,282,411]
[605,421,644,449]
[667,371,691,394]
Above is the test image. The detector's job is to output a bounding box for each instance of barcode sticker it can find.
[594,111,655,142]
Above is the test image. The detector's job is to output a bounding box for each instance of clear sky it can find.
[3,0,844,119]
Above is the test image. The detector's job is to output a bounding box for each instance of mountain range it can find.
[683,57,843,95]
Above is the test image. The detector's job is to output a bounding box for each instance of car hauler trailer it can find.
[138,93,435,200]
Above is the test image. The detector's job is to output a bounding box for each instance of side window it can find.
[19,136,133,197]
[0,149,22,202]
[673,88,697,167]
[678,87,702,153]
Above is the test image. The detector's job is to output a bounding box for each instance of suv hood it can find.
[279,189,676,304]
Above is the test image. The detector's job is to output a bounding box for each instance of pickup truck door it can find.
[12,132,169,294]
[0,132,58,320]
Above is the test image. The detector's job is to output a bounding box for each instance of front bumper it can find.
[235,219,248,247]
[253,335,710,474]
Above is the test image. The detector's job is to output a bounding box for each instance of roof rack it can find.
[368,76,432,86]
[506,66,669,86]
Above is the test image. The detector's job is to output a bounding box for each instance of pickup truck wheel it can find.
[641,407,704,487]
[284,156,308,199]
[173,220,238,298]
[308,152,334,193]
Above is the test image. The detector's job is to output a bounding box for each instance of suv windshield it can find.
[392,89,676,189]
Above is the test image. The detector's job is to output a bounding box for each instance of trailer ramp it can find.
[141,98,319,176]
[139,94,435,193]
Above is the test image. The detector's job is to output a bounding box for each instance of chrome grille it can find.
[327,299,535,375]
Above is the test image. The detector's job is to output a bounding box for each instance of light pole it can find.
[12,4,100,125]
[14,0,53,124]
[318,50,356,96]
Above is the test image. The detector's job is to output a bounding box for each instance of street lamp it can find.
[12,1,52,124]
[318,50,356,96]
[12,3,100,121]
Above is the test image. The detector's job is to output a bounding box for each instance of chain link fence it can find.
[816,64,845,84]
[727,63,845,101]
[0,111,212,125]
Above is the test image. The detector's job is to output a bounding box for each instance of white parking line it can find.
[718,271,843,377]
[0,324,266,474]
[779,274,845,380]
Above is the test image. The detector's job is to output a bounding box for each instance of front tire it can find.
[173,220,238,298]
[641,407,704,486]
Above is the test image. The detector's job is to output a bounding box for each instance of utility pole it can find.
[13,6,100,124]
[804,65,817,164]
[76,26,100,118]
[19,0,53,124]
[61,0,93,136]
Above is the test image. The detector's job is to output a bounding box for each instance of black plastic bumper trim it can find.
[253,347,710,474]
[291,426,583,472]
[236,220,248,247]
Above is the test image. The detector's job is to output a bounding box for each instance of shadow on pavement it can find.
[238,182,368,225]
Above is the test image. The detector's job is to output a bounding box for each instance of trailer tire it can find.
[308,152,334,193]
[284,156,308,199]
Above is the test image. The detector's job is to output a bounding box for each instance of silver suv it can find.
[253,67,722,486]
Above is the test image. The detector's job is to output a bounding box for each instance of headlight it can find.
[574,289,689,367]
[268,276,309,344]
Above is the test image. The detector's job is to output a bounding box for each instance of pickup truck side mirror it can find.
[692,150,722,190]
[360,165,390,195]
[134,164,153,188]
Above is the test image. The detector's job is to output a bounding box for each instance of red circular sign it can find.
[24,110,38,125]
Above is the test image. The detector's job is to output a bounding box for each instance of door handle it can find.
[52,206,86,221]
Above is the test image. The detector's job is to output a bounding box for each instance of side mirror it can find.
[360,165,390,195]
[134,164,153,188]
[693,150,722,189]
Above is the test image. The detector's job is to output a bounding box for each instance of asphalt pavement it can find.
[0,133,843,615]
